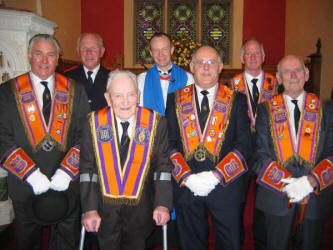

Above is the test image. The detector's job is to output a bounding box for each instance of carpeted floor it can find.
[2,179,333,250]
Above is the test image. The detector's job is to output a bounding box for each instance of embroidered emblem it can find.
[55,90,69,103]
[9,155,27,173]
[181,102,193,115]
[66,151,80,169]
[20,91,35,103]
[97,125,113,143]
[134,127,150,145]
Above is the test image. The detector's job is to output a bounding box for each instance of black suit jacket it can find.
[80,112,173,233]
[165,84,252,207]
[65,65,110,111]
[0,73,90,202]
[253,98,333,219]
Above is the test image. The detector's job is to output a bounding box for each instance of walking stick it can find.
[79,225,86,250]
[162,224,168,250]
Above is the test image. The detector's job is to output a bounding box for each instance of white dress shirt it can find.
[195,84,217,112]
[115,115,135,142]
[244,71,263,98]
[83,64,100,83]
[30,72,54,108]
[284,92,305,143]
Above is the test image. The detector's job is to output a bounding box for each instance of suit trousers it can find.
[176,195,241,250]
[97,203,154,250]
[12,199,81,250]
[264,207,324,250]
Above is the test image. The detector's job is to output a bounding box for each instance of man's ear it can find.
[104,92,111,107]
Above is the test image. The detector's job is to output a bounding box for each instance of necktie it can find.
[199,90,209,132]
[252,78,259,113]
[120,121,130,167]
[40,81,51,124]
[291,100,301,135]
[87,71,93,88]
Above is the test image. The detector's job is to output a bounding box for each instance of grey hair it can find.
[240,37,265,57]
[77,33,104,49]
[106,70,138,92]
[28,34,61,56]
[191,45,223,64]
[277,55,307,77]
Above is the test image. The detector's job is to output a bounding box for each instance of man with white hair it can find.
[253,55,333,250]
[80,70,173,250]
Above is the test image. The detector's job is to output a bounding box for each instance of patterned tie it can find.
[120,121,130,167]
[252,78,259,113]
[291,100,301,135]
[87,71,93,88]
[40,81,51,125]
[199,90,209,132]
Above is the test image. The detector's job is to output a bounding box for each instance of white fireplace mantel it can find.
[0,9,57,83]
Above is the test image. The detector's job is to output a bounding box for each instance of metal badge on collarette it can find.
[194,148,206,162]
[42,140,54,152]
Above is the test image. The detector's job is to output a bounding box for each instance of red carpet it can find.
[2,180,333,249]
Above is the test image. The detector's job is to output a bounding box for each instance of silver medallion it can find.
[194,148,206,162]
[41,140,54,152]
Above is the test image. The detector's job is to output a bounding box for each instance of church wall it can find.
[285,0,333,101]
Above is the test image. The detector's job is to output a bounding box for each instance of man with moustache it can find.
[0,34,90,250]
[138,32,194,116]
[229,38,277,249]
[65,33,110,111]
[166,45,252,250]
[253,55,333,250]
[80,70,172,250]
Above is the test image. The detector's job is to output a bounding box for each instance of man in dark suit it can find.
[65,33,110,111]
[253,55,333,250]
[80,70,172,250]
[229,38,277,250]
[0,34,90,250]
[165,45,252,250]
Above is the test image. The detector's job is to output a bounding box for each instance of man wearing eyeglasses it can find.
[165,45,252,250]
[229,38,278,249]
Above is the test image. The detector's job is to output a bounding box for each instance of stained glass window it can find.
[202,0,231,64]
[169,0,197,41]
[135,0,163,64]
[134,0,232,66]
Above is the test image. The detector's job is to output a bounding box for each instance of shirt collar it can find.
[83,64,100,79]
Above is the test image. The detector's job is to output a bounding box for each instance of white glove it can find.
[26,168,51,195]
[281,176,313,203]
[50,169,72,191]
[196,171,220,195]
[185,174,213,196]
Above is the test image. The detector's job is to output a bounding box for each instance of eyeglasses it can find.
[194,59,219,67]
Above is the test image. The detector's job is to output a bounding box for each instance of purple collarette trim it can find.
[242,73,254,126]
[132,109,153,195]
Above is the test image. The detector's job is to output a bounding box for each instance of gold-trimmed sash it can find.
[175,84,233,162]
[269,93,321,168]
[90,106,159,205]
[231,73,276,127]
[13,73,72,151]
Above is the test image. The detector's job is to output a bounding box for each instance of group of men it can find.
[0,31,332,250]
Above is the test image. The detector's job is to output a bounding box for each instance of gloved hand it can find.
[196,171,220,195]
[50,169,71,191]
[184,174,213,196]
[281,176,313,203]
[26,168,51,195]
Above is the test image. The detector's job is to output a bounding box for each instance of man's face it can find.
[28,40,58,80]
[149,36,174,70]
[190,46,223,90]
[277,55,309,98]
[104,75,138,121]
[241,40,265,73]
[77,34,105,71]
